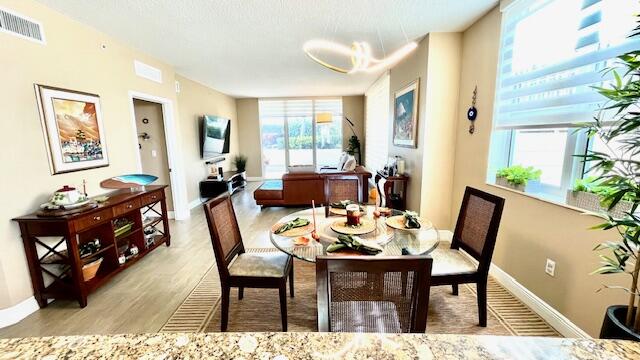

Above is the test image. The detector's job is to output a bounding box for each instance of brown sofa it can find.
[254,166,371,207]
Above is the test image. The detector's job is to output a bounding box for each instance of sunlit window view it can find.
[259,99,342,179]
[489,0,640,202]
[510,129,568,187]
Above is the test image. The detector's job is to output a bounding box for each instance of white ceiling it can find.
[37,0,497,98]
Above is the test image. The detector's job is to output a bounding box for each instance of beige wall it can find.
[236,97,366,179]
[342,96,365,165]
[419,33,462,228]
[236,98,262,178]
[450,6,627,336]
[388,36,430,212]
[133,100,173,211]
[0,0,235,310]
[175,75,238,203]
[386,33,461,222]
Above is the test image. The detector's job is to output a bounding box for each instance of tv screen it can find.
[201,115,230,159]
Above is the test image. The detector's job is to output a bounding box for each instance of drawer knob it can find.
[127,204,133,208]
[93,216,101,221]
[151,196,157,199]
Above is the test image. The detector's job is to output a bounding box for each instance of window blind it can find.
[258,99,341,118]
[365,73,390,172]
[494,0,640,129]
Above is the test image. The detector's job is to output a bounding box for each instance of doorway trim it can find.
[128,91,189,220]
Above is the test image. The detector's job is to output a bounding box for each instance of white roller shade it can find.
[494,0,640,129]
[365,73,390,172]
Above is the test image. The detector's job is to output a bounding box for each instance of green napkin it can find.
[326,234,382,255]
[275,217,310,234]
[404,211,421,229]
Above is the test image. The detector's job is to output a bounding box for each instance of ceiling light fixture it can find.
[303,39,417,74]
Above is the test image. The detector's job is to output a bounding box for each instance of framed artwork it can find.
[393,78,419,148]
[36,85,109,174]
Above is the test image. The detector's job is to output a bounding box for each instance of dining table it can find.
[269,205,441,262]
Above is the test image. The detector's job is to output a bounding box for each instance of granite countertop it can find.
[0,332,638,359]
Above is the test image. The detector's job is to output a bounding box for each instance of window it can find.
[488,0,640,201]
[365,73,390,173]
[259,98,342,179]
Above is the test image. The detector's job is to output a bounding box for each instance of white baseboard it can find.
[247,177,263,182]
[0,296,39,328]
[189,198,205,210]
[167,211,175,220]
[452,241,590,338]
[487,263,591,338]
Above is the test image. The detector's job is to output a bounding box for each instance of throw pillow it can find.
[342,155,356,171]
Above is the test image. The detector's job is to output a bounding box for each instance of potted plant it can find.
[495,165,541,192]
[578,18,640,341]
[567,177,633,219]
[233,154,247,173]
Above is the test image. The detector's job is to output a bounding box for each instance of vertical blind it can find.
[494,0,640,129]
[365,73,390,172]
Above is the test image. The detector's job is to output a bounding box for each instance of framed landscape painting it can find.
[393,79,419,148]
[36,85,109,174]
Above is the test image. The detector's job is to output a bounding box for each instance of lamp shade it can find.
[315,112,333,124]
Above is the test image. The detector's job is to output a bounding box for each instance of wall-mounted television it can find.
[200,115,230,159]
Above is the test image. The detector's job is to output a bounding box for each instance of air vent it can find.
[0,7,45,44]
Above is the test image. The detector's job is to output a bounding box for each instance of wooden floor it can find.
[0,182,298,338]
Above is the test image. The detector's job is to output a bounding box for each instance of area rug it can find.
[161,248,560,337]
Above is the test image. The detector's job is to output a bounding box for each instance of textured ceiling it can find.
[37,0,497,98]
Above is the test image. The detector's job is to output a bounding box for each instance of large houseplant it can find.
[579,18,640,340]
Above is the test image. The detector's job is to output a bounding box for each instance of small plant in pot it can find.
[495,165,541,192]
[233,154,248,173]
[577,17,640,341]
[567,177,634,219]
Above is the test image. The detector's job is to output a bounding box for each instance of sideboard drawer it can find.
[141,190,164,206]
[113,198,141,217]
[74,209,112,232]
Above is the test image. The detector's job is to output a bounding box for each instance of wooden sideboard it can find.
[374,171,409,210]
[12,185,170,308]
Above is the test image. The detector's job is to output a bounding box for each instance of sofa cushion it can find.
[342,155,356,171]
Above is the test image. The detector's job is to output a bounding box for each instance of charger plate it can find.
[330,218,376,235]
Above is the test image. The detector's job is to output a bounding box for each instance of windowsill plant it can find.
[578,16,640,340]
[495,165,542,192]
[567,177,633,219]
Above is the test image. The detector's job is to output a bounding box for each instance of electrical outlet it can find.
[545,258,556,277]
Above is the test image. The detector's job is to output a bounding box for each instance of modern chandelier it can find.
[303,39,417,74]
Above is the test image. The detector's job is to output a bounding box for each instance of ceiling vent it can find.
[0,7,45,44]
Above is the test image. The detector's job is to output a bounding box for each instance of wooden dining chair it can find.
[430,186,504,327]
[324,174,362,217]
[203,194,294,331]
[316,256,432,333]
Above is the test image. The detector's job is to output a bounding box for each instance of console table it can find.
[374,171,409,210]
[12,185,170,308]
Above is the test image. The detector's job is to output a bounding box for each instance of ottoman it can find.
[254,180,284,206]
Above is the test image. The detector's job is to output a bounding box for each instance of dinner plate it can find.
[385,215,433,231]
[271,220,314,237]
[330,218,376,235]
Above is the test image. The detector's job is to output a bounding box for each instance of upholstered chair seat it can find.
[229,252,291,278]
[430,242,477,276]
